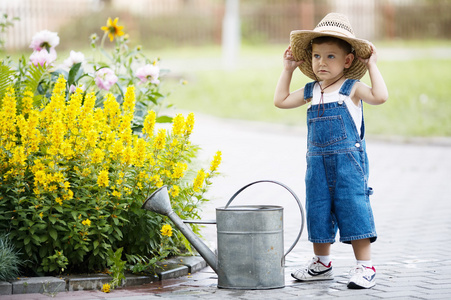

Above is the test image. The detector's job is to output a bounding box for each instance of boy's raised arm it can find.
[274,46,306,109]
[355,44,389,105]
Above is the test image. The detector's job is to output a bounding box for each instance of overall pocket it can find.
[308,115,347,147]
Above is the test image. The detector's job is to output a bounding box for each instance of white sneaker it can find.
[347,265,376,289]
[291,256,334,281]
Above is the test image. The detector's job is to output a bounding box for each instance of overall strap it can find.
[339,79,359,96]
[303,81,316,101]
[338,79,365,139]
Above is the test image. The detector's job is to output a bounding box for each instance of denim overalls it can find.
[304,79,377,244]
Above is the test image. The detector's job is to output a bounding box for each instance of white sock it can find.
[357,260,372,268]
[316,255,331,266]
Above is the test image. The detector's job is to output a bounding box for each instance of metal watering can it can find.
[141,180,305,289]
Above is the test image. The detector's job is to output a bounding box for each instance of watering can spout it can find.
[141,186,219,274]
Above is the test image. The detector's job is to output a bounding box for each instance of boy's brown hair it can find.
[311,36,353,54]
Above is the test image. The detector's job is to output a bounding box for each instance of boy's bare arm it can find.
[274,46,306,109]
[354,44,389,105]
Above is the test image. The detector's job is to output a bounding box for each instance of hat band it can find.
[314,27,355,39]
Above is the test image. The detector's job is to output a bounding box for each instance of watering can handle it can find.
[224,180,305,264]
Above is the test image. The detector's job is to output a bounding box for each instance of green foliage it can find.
[0,234,24,281]
[106,247,126,289]
[40,250,68,274]
[0,64,15,102]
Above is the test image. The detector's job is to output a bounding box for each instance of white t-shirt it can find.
[311,82,363,137]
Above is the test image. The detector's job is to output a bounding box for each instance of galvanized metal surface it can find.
[216,205,285,289]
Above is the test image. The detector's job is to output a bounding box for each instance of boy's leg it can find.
[314,242,331,257]
[348,238,376,289]
[291,243,334,281]
[351,238,371,261]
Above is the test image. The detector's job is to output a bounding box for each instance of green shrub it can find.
[0,17,222,276]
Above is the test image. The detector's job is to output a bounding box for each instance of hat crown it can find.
[314,13,355,37]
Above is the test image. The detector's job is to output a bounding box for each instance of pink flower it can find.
[95,68,118,91]
[64,51,85,68]
[29,49,57,67]
[136,64,160,84]
[29,30,60,52]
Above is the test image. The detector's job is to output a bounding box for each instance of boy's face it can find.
[311,42,354,83]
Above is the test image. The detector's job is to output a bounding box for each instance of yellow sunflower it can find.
[101,17,124,42]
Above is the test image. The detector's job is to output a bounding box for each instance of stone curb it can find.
[0,255,206,295]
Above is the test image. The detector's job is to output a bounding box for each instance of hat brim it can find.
[290,30,372,80]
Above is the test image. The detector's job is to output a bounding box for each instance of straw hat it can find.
[290,13,372,80]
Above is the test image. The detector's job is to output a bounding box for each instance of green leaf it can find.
[0,65,15,103]
[49,228,57,240]
[24,63,48,96]
[93,240,99,250]
[67,62,82,87]
[156,116,173,123]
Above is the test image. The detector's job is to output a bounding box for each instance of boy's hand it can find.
[283,46,303,71]
[358,43,378,68]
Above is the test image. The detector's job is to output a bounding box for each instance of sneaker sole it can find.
[291,273,334,281]
[347,281,375,289]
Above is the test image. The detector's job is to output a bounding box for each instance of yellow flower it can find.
[160,224,173,237]
[39,212,43,219]
[101,17,124,42]
[143,110,156,137]
[97,170,109,187]
[91,148,105,164]
[170,185,180,197]
[55,197,63,205]
[172,114,185,135]
[210,151,222,172]
[22,90,34,115]
[171,162,187,179]
[82,219,91,226]
[193,169,206,193]
[122,86,135,116]
[185,113,195,135]
[101,283,111,293]
[112,190,122,198]
[153,129,166,150]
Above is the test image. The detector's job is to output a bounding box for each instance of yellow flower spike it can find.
[97,170,109,188]
[143,111,156,138]
[160,224,173,237]
[170,185,180,197]
[101,17,125,42]
[185,113,195,135]
[171,162,187,179]
[193,169,206,193]
[210,151,222,172]
[153,129,166,150]
[172,114,185,135]
[123,86,135,116]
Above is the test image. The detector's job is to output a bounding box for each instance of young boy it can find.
[274,13,388,289]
